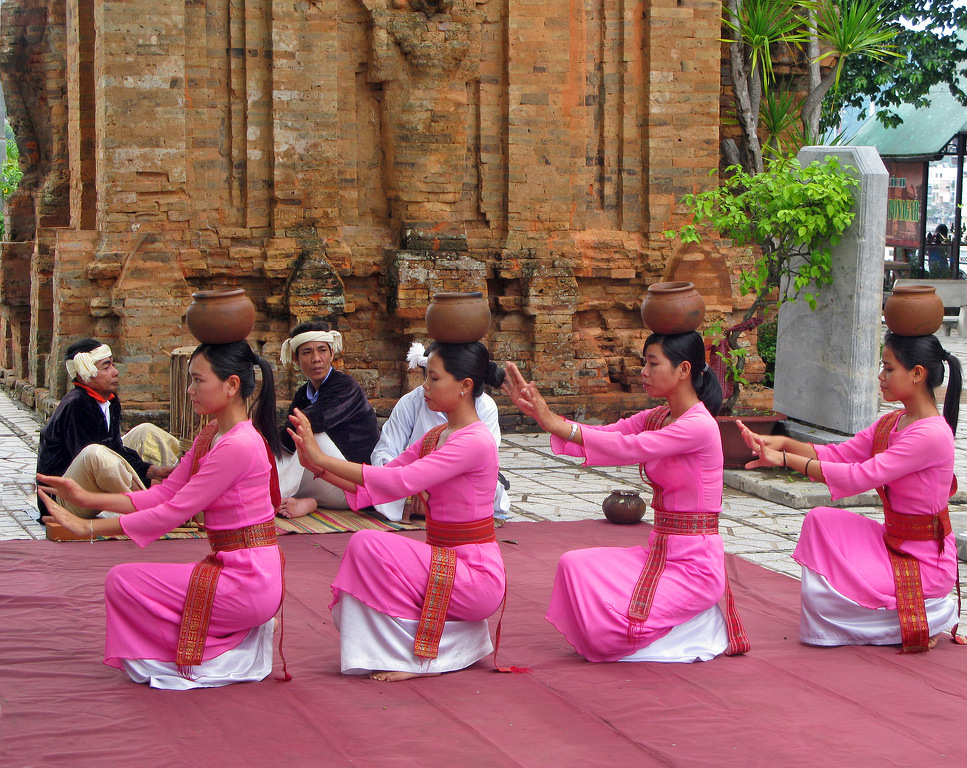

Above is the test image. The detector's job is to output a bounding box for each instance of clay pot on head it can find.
[425,292,491,343]
[602,489,647,525]
[883,285,944,337]
[185,289,256,344]
[640,281,706,335]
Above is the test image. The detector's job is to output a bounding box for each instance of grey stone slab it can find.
[774,146,887,435]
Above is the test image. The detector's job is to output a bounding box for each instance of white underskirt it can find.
[121,620,275,690]
[333,593,494,675]
[620,604,729,663]
[799,566,957,646]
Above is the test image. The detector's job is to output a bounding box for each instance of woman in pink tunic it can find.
[289,341,506,681]
[505,331,745,663]
[740,331,962,650]
[39,341,285,688]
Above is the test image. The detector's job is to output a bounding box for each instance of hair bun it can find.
[485,361,506,389]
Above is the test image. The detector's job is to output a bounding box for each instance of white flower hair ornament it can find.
[407,342,429,370]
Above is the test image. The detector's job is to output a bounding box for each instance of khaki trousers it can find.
[61,423,181,518]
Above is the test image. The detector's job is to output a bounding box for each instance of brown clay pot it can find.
[883,285,944,336]
[185,289,256,344]
[602,489,647,525]
[425,292,491,343]
[640,281,706,334]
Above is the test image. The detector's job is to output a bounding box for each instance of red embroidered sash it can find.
[629,406,751,655]
[411,424,452,660]
[872,410,956,653]
[176,423,286,678]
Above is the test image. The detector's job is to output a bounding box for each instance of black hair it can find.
[884,331,961,433]
[643,331,723,417]
[65,338,104,360]
[426,341,505,398]
[190,341,284,457]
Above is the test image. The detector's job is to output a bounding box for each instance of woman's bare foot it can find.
[368,670,441,682]
[276,496,319,519]
[928,633,941,650]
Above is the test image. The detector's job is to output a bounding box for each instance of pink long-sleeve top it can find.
[807,414,957,593]
[121,421,277,545]
[552,402,724,515]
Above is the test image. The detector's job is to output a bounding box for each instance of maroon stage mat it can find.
[1,519,966,767]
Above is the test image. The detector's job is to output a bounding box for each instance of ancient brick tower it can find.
[0,0,736,421]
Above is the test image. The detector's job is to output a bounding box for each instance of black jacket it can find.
[37,386,151,515]
[279,370,379,465]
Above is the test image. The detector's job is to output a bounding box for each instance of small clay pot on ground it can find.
[602,489,647,525]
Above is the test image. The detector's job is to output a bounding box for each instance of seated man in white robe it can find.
[275,322,380,519]
[36,339,180,521]
[369,342,510,522]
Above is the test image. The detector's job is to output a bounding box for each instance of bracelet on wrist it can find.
[566,422,579,443]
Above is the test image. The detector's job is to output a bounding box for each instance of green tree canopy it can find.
[824,1,967,131]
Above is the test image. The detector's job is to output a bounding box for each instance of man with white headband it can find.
[276,321,380,519]
[369,342,510,521]
[36,338,180,521]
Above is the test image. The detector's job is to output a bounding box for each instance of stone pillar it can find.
[773,146,888,435]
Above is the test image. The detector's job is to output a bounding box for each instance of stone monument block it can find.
[773,146,887,435]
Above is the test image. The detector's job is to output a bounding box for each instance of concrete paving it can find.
[4,330,967,591]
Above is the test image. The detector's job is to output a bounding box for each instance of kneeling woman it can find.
[740,331,961,652]
[39,342,285,688]
[288,341,506,681]
[504,332,748,663]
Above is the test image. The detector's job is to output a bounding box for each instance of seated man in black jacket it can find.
[276,321,379,519]
[36,338,179,521]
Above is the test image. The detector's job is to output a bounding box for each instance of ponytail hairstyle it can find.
[644,331,723,417]
[884,331,962,434]
[190,341,284,457]
[425,341,505,398]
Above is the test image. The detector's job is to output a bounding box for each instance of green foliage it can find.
[756,318,778,387]
[702,319,750,390]
[1,122,22,241]
[723,0,810,85]
[760,89,805,159]
[667,156,859,408]
[812,0,903,90]
[673,157,859,320]
[1,121,21,199]
[823,1,967,131]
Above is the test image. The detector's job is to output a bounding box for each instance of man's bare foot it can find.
[368,670,441,682]
[928,634,940,650]
[276,496,319,519]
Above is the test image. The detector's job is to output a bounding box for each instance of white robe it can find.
[369,388,509,520]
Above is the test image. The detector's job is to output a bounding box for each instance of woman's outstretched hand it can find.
[287,408,328,475]
[503,362,552,427]
[38,488,89,535]
[739,427,784,469]
[36,473,90,509]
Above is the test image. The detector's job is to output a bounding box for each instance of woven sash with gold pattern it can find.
[872,410,955,653]
[411,424,454,659]
[628,405,750,655]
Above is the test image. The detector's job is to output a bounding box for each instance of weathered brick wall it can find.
[1,0,752,424]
